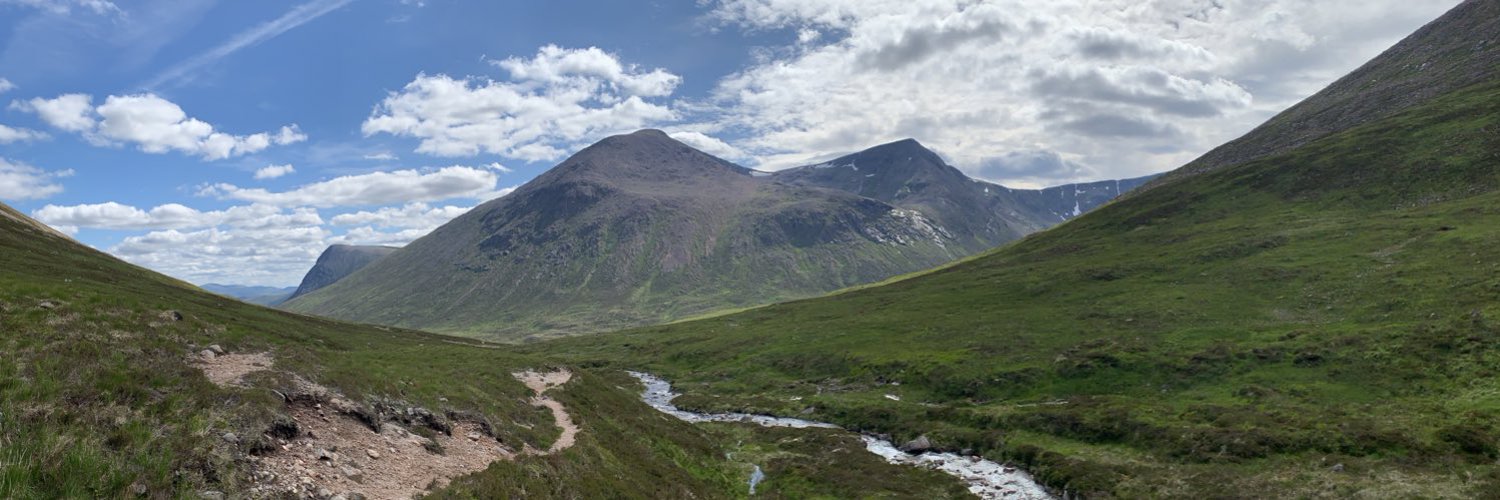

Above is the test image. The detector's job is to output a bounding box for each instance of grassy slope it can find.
[0,207,967,498]
[535,79,1500,497]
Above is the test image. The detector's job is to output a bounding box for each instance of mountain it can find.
[771,138,1157,252]
[200,284,297,306]
[284,130,1148,340]
[538,3,1500,497]
[0,200,968,497]
[1147,0,1500,188]
[284,244,398,301]
[284,130,969,340]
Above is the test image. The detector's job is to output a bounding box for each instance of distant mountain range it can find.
[285,245,398,302]
[200,284,296,306]
[283,131,1153,340]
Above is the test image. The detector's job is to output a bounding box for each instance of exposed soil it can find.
[195,352,275,387]
[247,405,511,499]
[513,370,577,454]
[191,351,580,499]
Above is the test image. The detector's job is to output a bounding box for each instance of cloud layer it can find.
[693,0,1458,186]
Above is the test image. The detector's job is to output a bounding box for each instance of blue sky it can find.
[0,0,1460,286]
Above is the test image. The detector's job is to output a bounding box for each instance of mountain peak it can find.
[532,128,752,188]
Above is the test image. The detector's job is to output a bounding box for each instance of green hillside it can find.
[535,65,1500,497]
[0,204,969,498]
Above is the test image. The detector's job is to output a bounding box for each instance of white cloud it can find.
[143,0,354,89]
[0,78,14,94]
[329,202,471,229]
[13,93,95,132]
[32,202,322,230]
[254,164,296,180]
[0,124,47,143]
[0,158,68,201]
[363,152,398,161]
[14,93,306,160]
[482,162,513,174]
[34,198,450,287]
[331,226,430,247]
[695,0,1461,185]
[200,166,499,207]
[111,226,332,287]
[668,131,747,161]
[362,45,681,161]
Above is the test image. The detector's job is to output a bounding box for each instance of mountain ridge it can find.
[285,244,398,302]
[283,131,973,339]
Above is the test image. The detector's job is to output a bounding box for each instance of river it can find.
[628,372,1053,499]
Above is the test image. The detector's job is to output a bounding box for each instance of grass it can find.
[531,79,1500,497]
[0,206,980,497]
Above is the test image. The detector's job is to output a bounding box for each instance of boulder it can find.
[899,435,933,453]
[206,344,225,355]
[198,350,216,360]
[340,465,364,483]
[159,310,184,322]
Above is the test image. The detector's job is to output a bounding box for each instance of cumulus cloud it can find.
[362,45,681,161]
[0,78,13,93]
[0,157,69,201]
[111,226,331,287]
[329,202,471,229]
[668,131,748,160]
[254,164,296,180]
[39,199,467,287]
[694,0,1460,185]
[0,124,47,143]
[200,166,499,207]
[13,93,306,160]
[33,202,322,230]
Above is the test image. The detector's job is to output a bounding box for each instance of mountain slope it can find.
[284,130,967,340]
[1151,0,1500,186]
[772,139,1156,251]
[536,4,1500,497]
[287,131,1147,340]
[0,201,974,498]
[285,244,397,301]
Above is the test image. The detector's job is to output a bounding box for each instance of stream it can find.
[629,372,1053,499]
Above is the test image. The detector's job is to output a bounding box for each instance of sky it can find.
[0,0,1463,287]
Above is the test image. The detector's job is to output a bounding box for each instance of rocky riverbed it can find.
[628,372,1053,500]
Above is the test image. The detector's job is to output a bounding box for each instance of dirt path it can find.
[513,370,578,454]
[192,350,581,499]
[194,351,274,387]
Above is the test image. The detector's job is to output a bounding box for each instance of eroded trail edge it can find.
[193,351,578,499]
[629,372,1052,500]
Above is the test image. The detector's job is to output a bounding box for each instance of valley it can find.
[1,0,1496,498]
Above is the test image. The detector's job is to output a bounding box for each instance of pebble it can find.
[366,448,380,459]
